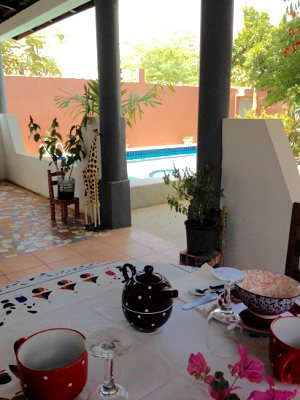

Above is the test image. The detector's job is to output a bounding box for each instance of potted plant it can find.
[28,116,86,200]
[55,79,174,128]
[182,135,194,144]
[163,165,224,255]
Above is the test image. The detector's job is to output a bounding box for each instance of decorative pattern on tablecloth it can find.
[0,261,127,399]
[0,262,124,329]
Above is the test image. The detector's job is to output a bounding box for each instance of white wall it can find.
[0,114,98,212]
[222,118,300,274]
[0,114,173,212]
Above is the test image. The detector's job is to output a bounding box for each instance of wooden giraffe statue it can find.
[83,129,101,229]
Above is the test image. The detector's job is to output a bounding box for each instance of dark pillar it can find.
[95,0,131,228]
[0,48,7,113]
[197,0,234,190]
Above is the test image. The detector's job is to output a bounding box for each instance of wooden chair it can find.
[47,170,80,223]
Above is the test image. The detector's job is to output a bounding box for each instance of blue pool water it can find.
[126,145,197,180]
[126,145,197,161]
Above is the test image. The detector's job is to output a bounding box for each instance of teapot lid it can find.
[135,265,163,285]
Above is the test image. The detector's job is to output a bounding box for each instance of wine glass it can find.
[206,267,245,357]
[86,327,132,400]
[208,267,245,324]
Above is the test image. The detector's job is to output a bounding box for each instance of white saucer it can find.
[212,267,245,283]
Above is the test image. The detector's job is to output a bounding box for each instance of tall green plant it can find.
[28,116,86,177]
[163,166,224,223]
[55,79,173,129]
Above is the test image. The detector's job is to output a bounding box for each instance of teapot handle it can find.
[120,263,137,283]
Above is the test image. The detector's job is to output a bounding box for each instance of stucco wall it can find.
[222,118,300,275]
[4,75,283,155]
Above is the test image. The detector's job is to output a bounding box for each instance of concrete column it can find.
[197,0,234,191]
[95,0,131,228]
[0,48,7,113]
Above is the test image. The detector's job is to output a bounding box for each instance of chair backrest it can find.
[47,169,63,200]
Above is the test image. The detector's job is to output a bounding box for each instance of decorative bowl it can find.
[234,269,300,317]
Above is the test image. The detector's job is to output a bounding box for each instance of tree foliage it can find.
[121,33,199,86]
[0,34,62,77]
[231,7,274,88]
[258,15,300,106]
[232,6,300,108]
[232,6,300,163]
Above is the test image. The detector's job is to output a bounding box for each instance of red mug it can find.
[269,316,300,384]
[14,328,88,400]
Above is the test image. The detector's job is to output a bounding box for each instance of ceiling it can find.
[0,0,94,41]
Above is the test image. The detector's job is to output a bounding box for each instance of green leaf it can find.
[33,133,40,142]
[215,371,224,379]
[228,394,241,400]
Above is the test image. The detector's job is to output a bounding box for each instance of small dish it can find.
[212,267,245,282]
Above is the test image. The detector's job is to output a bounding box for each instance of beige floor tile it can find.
[133,252,180,265]
[0,254,45,274]
[158,245,183,256]
[116,242,156,258]
[0,275,10,287]
[93,233,136,246]
[132,203,186,248]
[46,255,91,270]
[112,227,144,240]
[83,250,129,263]
[5,264,51,282]
[34,246,81,263]
[68,238,113,254]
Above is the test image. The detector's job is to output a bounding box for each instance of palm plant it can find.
[55,79,174,128]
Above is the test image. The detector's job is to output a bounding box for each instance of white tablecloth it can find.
[0,261,299,400]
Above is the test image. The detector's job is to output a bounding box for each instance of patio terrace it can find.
[0,1,299,283]
[0,116,299,282]
[0,181,183,284]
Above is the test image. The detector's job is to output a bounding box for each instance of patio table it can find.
[0,261,299,400]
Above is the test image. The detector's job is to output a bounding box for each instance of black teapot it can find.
[119,264,178,332]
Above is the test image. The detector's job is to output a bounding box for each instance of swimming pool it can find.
[126,145,197,180]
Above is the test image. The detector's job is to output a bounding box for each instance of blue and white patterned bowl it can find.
[234,269,300,316]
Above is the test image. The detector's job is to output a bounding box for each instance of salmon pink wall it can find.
[4,74,283,154]
[5,76,85,154]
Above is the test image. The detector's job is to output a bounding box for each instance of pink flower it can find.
[228,344,264,383]
[247,375,297,400]
[187,352,210,380]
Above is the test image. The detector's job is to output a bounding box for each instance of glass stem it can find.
[101,358,118,395]
[221,281,233,311]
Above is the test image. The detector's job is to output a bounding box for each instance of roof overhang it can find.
[0,0,94,42]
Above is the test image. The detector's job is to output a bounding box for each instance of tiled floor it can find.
[0,181,112,259]
[0,181,182,284]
